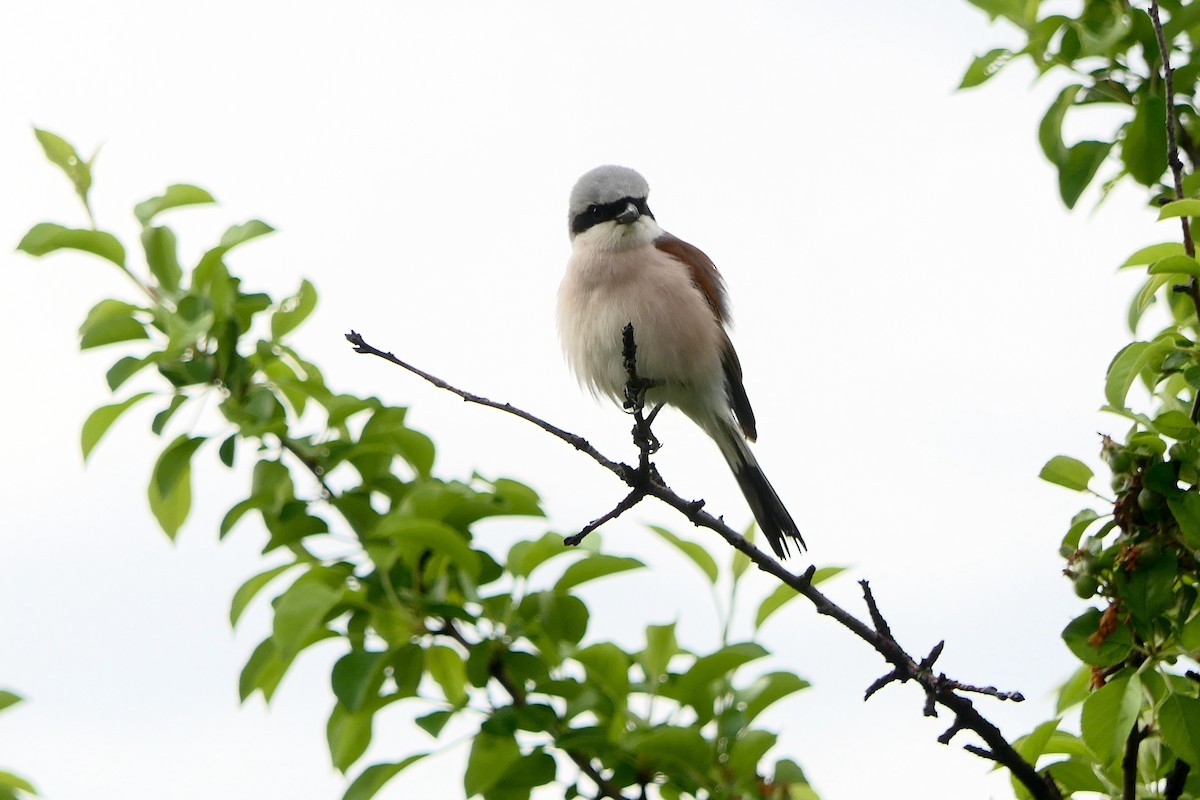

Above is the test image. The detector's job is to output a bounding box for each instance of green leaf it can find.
[574,642,630,700]
[1116,550,1178,630]
[1159,693,1200,767]
[34,127,92,210]
[106,354,156,391]
[1044,758,1106,794]
[649,525,718,584]
[728,729,776,777]
[1122,242,1186,267]
[0,692,23,714]
[1061,509,1101,551]
[628,725,710,773]
[1159,198,1200,220]
[464,733,522,797]
[639,622,678,681]
[17,222,124,267]
[78,299,148,350]
[1123,90,1168,186]
[220,219,275,249]
[737,671,811,723]
[507,533,572,578]
[773,757,812,786]
[218,434,237,468]
[755,584,799,629]
[1038,455,1094,492]
[152,434,205,498]
[343,755,427,800]
[1106,338,1173,410]
[1129,273,1173,333]
[1148,254,1200,279]
[81,392,153,460]
[133,184,215,226]
[426,645,468,706]
[239,627,338,702]
[415,711,453,737]
[554,555,644,592]
[1168,492,1200,549]
[964,0,1025,22]
[141,226,183,293]
[493,749,557,791]
[1056,665,1094,713]
[1014,718,1062,765]
[959,48,1013,89]
[731,550,751,582]
[674,643,768,709]
[147,434,205,539]
[272,580,342,660]
[332,650,388,712]
[1080,672,1142,765]
[230,563,299,627]
[327,703,374,773]
[151,394,189,436]
[1058,140,1113,209]
[1042,731,1095,761]
[371,516,480,578]
[1062,608,1133,667]
[271,279,318,340]
[391,644,425,697]
[530,592,588,646]
[1154,410,1198,440]
[0,770,37,797]
[1039,85,1081,164]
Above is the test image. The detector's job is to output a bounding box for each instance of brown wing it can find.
[654,232,758,441]
[654,232,729,323]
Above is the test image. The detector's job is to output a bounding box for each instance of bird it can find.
[557,165,804,558]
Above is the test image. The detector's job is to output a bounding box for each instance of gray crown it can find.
[568,165,650,225]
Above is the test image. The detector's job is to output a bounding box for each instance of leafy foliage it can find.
[961,0,1193,208]
[19,131,824,800]
[969,1,1200,796]
[0,692,36,800]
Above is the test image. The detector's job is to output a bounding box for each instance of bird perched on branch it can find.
[557,165,804,559]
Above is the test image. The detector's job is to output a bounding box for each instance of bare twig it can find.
[345,331,628,477]
[346,327,1056,799]
[565,487,645,546]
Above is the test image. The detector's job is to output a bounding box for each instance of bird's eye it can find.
[587,205,600,215]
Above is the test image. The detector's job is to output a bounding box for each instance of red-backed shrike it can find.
[557,165,804,559]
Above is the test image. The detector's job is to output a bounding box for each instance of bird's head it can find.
[568,165,658,249]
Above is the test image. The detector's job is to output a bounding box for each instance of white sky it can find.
[0,1,1170,798]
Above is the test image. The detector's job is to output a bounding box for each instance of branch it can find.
[1166,757,1191,800]
[345,331,628,477]
[346,328,1056,799]
[1122,723,1148,800]
[1149,1,1200,422]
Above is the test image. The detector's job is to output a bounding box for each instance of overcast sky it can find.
[0,2,1167,798]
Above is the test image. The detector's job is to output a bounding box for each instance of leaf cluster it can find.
[0,691,36,800]
[965,2,1200,797]
[961,0,1199,207]
[17,130,825,800]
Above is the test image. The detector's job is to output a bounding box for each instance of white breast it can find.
[557,226,726,413]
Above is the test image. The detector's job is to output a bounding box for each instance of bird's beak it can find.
[615,201,640,225]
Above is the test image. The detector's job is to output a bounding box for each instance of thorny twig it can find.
[346,327,1058,800]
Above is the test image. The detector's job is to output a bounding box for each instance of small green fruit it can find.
[1073,574,1100,599]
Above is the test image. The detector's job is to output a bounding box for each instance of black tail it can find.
[727,437,805,558]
